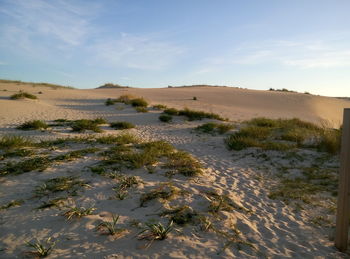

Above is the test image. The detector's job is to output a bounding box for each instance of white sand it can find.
[0,81,348,258]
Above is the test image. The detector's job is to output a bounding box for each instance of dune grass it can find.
[0,135,33,150]
[63,206,96,220]
[1,156,51,176]
[135,107,148,113]
[159,114,172,123]
[131,98,148,107]
[140,183,181,207]
[25,237,56,258]
[196,122,234,134]
[10,91,37,100]
[226,117,341,154]
[71,118,106,133]
[0,199,24,210]
[17,120,49,131]
[110,121,135,130]
[163,107,225,121]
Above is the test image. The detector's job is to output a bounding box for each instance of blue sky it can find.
[0,0,350,96]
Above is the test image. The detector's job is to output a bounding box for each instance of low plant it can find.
[193,96,197,100]
[1,156,51,176]
[131,98,148,107]
[36,197,66,210]
[140,183,180,207]
[164,108,179,116]
[63,206,96,220]
[71,119,106,133]
[164,151,202,176]
[97,214,126,235]
[25,237,56,258]
[159,205,197,225]
[113,175,140,200]
[0,199,24,210]
[136,107,148,113]
[179,108,225,121]
[10,91,37,100]
[159,114,172,123]
[53,148,99,161]
[0,135,32,150]
[196,122,234,134]
[110,121,135,130]
[95,134,139,145]
[17,120,49,131]
[153,104,167,110]
[105,98,117,106]
[137,221,174,247]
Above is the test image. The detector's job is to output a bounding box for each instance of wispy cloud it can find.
[90,33,186,70]
[196,38,350,72]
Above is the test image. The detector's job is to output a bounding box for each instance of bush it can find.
[131,98,148,107]
[0,135,32,150]
[153,104,167,110]
[164,108,179,116]
[116,95,134,104]
[196,122,234,134]
[71,119,104,133]
[225,135,261,150]
[135,107,148,113]
[17,120,48,131]
[10,92,37,100]
[110,121,135,130]
[159,114,172,123]
[193,96,197,100]
[179,108,225,121]
[105,98,116,106]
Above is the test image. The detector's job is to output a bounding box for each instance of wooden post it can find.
[335,108,350,252]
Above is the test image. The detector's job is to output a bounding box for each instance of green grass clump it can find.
[136,107,148,113]
[71,119,106,133]
[159,114,172,122]
[17,120,49,131]
[316,128,341,155]
[140,183,180,207]
[97,214,126,235]
[105,98,117,106]
[159,205,198,225]
[116,94,134,104]
[131,98,148,107]
[10,91,37,100]
[34,176,89,197]
[153,104,167,110]
[0,199,24,210]
[225,135,261,151]
[207,191,250,214]
[113,175,140,200]
[25,237,56,258]
[164,151,202,176]
[196,122,234,134]
[95,134,139,145]
[238,126,271,140]
[164,108,179,116]
[110,121,135,130]
[1,148,34,159]
[36,198,66,210]
[63,206,96,220]
[179,108,225,121]
[138,221,174,247]
[0,135,32,150]
[53,148,99,161]
[1,156,51,176]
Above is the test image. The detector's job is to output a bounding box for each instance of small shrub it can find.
[137,221,174,247]
[110,121,135,130]
[135,107,148,113]
[164,108,179,116]
[179,108,225,121]
[193,96,197,100]
[105,98,117,106]
[71,119,104,133]
[316,129,341,154]
[17,120,48,131]
[225,135,261,151]
[159,114,172,123]
[10,92,37,100]
[196,123,234,134]
[63,206,96,220]
[116,94,134,104]
[153,104,167,110]
[1,156,51,176]
[163,151,202,176]
[97,214,126,236]
[140,183,180,207]
[246,117,279,128]
[0,135,32,150]
[131,98,148,107]
[25,237,56,258]
[0,199,24,210]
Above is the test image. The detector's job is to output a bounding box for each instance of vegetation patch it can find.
[159,114,172,123]
[97,214,126,236]
[25,237,56,258]
[110,121,135,130]
[164,151,202,176]
[196,122,234,134]
[179,108,225,121]
[137,221,174,248]
[159,205,198,225]
[206,191,250,214]
[131,98,148,107]
[63,206,96,220]
[17,120,48,131]
[140,183,181,207]
[10,91,37,100]
[1,156,51,176]
[135,107,148,113]
[0,199,24,210]
[71,118,106,133]
[153,104,167,110]
[0,135,33,150]
[226,117,341,154]
[53,148,99,162]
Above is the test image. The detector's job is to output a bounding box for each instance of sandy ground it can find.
[0,81,349,258]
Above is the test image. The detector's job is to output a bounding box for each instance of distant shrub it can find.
[116,95,134,104]
[110,121,135,130]
[153,104,167,110]
[105,98,117,106]
[131,98,148,107]
[196,122,234,134]
[164,108,179,116]
[10,92,37,100]
[225,135,261,150]
[135,107,148,113]
[0,135,32,150]
[179,108,225,121]
[17,120,48,131]
[193,96,197,100]
[159,114,172,123]
[71,119,105,133]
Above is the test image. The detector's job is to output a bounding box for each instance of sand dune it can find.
[0,80,348,258]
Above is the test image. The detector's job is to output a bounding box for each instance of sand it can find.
[0,81,349,258]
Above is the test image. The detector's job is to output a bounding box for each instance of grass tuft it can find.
[10,91,37,100]
[137,221,174,247]
[159,114,172,123]
[110,121,135,130]
[71,119,106,133]
[97,214,126,236]
[131,98,148,107]
[0,135,32,150]
[196,122,234,134]
[63,206,96,220]
[25,237,56,258]
[17,120,48,131]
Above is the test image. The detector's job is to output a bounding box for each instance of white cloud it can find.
[91,33,186,70]
[196,38,350,72]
